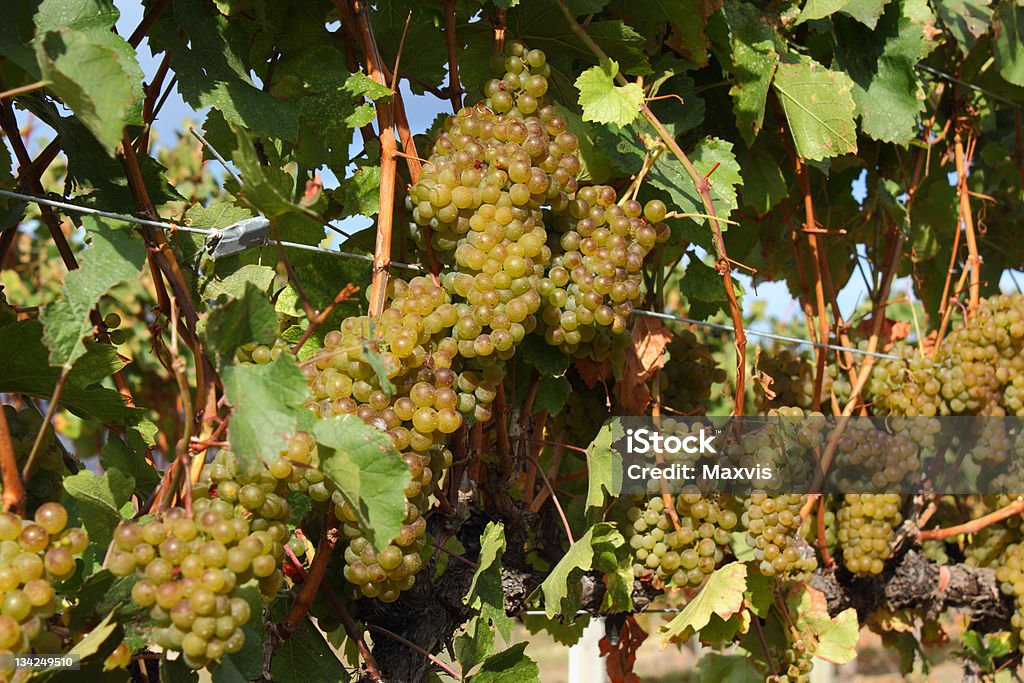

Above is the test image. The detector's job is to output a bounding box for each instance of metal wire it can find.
[0,187,903,360]
[0,187,426,272]
[633,309,901,360]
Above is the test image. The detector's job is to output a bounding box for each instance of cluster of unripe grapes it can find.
[656,331,727,416]
[767,636,816,683]
[994,543,1024,651]
[541,187,669,350]
[754,349,827,412]
[1,406,64,510]
[624,493,736,587]
[0,504,88,673]
[836,494,902,576]
[109,502,281,669]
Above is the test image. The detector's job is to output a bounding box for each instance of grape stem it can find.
[551,0,748,415]
[280,520,339,633]
[21,366,69,483]
[953,130,981,315]
[0,405,26,514]
[918,498,1024,542]
[442,0,463,112]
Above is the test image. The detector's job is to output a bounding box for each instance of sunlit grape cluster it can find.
[836,493,902,576]
[0,504,88,673]
[624,492,736,587]
[994,542,1024,651]
[742,493,816,577]
[109,503,282,669]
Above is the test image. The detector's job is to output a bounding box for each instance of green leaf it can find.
[154,0,298,141]
[62,468,135,550]
[463,523,513,646]
[796,0,891,28]
[34,27,142,154]
[660,562,747,643]
[518,335,569,376]
[40,216,146,368]
[100,436,160,501]
[314,415,410,551]
[520,613,590,646]
[222,355,310,474]
[534,523,624,618]
[160,656,199,683]
[584,420,622,522]
[716,2,780,144]
[67,610,118,659]
[576,60,644,127]
[833,0,937,144]
[698,654,763,683]
[200,264,277,303]
[773,58,858,161]
[34,0,119,37]
[533,376,571,415]
[932,0,992,54]
[206,282,278,362]
[743,566,775,618]
[680,256,737,320]
[334,166,382,219]
[469,643,540,683]
[741,146,788,215]
[68,569,139,631]
[994,2,1024,87]
[455,619,495,676]
[0,321,139,424]
[270,617,348,683]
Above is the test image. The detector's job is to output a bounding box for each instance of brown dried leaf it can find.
[614,317,672,414]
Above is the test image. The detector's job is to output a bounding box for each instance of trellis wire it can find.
[0,187,900,360]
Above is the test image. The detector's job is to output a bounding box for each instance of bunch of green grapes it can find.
[836,493,902,576]
[830,418,921,491]
[624,492,737,588]
[755,349,826,412]
[995,543,1024,651]
[1,406,64,512]
[265,431,331,502]
[235,313,298,365]
[540,188,668,351]
[657,331,727,415]
[767,635,816,683]
[741,493,817,577]
[108,503,282,669]
[0,503,89,671]
[408,43,580,355]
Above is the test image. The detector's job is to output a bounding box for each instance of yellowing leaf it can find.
[661,563,747,643]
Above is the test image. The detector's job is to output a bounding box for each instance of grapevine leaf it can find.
[575,60,644,127]
[833,0,937,145]
[609,0,717,67]
[455,618,495,675]
[270,617,348,683]
[584,421,623,523]
[200,264,277,303]
[744,566,775,617]
[153,0,299,141]
[660,562,747,643]
[221,355,310,474]
[521,613,590,646]
[796,0,891,29]
[67,610,119,660]
[533,376,571,415]
[205,282,278,362]
[680,256,742,320]
[62,468,135,555]
[787,583,859,664]
[464,522,513,644]
[773,58,858,161]
[741,146,788,215]
[932,0,992,54]
[994,2,1024,87]
[518,334,569,376]
[100,436,160,501]
[68,569,139,631]
[698,654,763,683]
[534,523,624,618]
[0,321,139,424]
[314,415,410,551]
[334,166,382,219]
[715,1,780,144]
[469,643,540,683]
[40,216,146,368]
[160,657,199,683]
[34,29,140,154]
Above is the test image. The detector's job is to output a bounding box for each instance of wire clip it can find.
[205,216,270,258]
